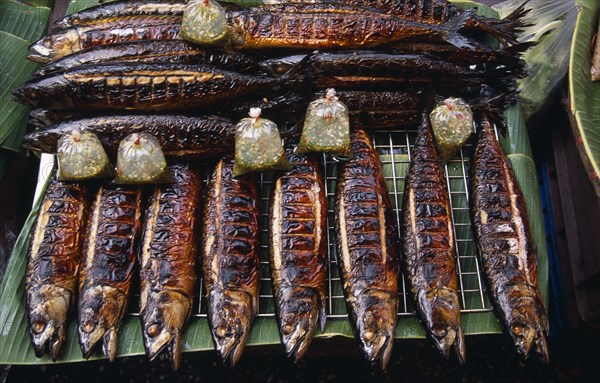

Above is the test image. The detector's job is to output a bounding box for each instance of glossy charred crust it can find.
[202,157,260,366]
[138,163,201,370]
[401,113,465,363]
[335,129,399,370]
[269,151,328,361]
[470,116,549,363]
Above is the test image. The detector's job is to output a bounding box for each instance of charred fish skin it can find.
[269,150,328,362]
[470,116,549,363]
[78,185,142,362]
[34,40,261,78]
[401,113,465,363]
[335,129,399,370]
[139,163,201,370]
[25,180,90,361]
[13,62,280,111]
[202,157,260,367]
[23,115,236,159]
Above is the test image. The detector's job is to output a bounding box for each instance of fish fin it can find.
[442,11,478,50]
[49,325,66,362]
[533,329,550,364]
[378,334,393,372]
[318,291,327,333]
[475,0,533,47]
[168,332,183,371]
[454,326,466,365]
[102,327,118,362]
[280,51,316,84]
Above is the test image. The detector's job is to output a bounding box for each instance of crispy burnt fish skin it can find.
[269,150,327,362]
[202,157,260,367]
[23,115,235,159]
[401,113,465,363]
[34,40,261,78]
[470,116,549,363]
[13,63,280,111]
[139,163,201,370]
[25,179,90,361]
[335,129,399,370]
[78,185,142,362]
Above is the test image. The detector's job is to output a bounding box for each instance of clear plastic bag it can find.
[115,133,173,184]
[297,89,351,157]
[233,108,290,177]
[56,129,112,181]
[179,0,229,46]
[429,98,473,163]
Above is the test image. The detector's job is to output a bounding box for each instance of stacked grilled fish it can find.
[19,0,548,370]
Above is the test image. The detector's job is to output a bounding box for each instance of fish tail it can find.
[468,1,532,47]
[279,51,316,85]
[441,11,478,49]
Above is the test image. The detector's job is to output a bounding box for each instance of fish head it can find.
[228,16,247,48]
[208,288,254,367]
[12,75,73,109]
[78,286,127,361]
[354,289,397,371]
[26,284,72,361]
[277,288,323,362]
[28,36,53,61]
[141,290,192,370]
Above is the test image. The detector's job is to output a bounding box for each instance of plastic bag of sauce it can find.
[56,129,112,181]
[179,0,229,46]
[429,98,473,163]
[115,133,173,184]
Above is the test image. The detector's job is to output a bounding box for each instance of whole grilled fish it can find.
[25,179,90,361]
[269,150,327,362]
[228,3,472,50]
[335,129,399,370]
[202,157,260,367]
[13,63,280,111]
[34,40,261,78]
[470,116,549,363]
[23,115,235,158]
[139,163,201,370]
[401,112,465,363]
[78,185,142,361]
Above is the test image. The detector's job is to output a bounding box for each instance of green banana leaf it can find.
[569,0,600,198]
[0,0,50,42]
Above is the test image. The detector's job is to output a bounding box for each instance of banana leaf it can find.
[569,0,600,199]
[0,0,50,42]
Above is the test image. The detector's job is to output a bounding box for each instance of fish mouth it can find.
[29,38,52,58]
[26,54,51,63]
[29,319,65,362]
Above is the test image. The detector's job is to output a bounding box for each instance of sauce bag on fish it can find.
[429,97,473,163]
[179,0,229,46]
[115,133,173,184]
[233,108,290,177]
[297,89,352,157]
[57,129,112,181]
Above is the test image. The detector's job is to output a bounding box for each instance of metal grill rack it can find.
[129,127,495,320]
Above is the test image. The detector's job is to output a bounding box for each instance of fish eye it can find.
[511,323,524,336]
[32,320,47,334]
[146,324,160,338]
[81,321,96,334]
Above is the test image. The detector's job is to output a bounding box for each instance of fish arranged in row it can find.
[78,185,142,361]
[469,116,549,362]
[23,115,236,158]
[335,129,399,370]
[202,157,260,367]
[25,180,91,361]
[401,113,465,363]
[269,150,328,362]
[139,163,202,370]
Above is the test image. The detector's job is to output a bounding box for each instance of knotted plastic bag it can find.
[297,89,351,157]
[429,98,473,163]
[179,0,229,46]
[233,108,290,177]
[115,133,172,184]
[56,129,112,181]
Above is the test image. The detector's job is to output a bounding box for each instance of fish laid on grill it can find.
[202,157,260,367]
[401,112,465,363]
[138,163,202,370]
[269,150,327,362]
[78,185,142,361]
[335,129,399,370]
[470,116,549,363]
[25,179,90,361]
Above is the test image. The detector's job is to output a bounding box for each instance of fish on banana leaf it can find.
[469,116,549,363]
[401,112,465,363]
[138,163,201,370]
[335,129,399,370]
[78,185,142,361]
[25,179,90,361]
[202,157,260,367]
[269,149,327,362]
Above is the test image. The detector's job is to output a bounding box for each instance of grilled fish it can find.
[202,157,260,367]
[335,129,399,370]
[34,40,261,78]
[269,150,327,362]
[401,112,465,363]
[25,179,90,361]
[470,116,549,362]
[78,185,142,361]
[23,115,235,158]
[139,163,201,370]
[13,63,280,111]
